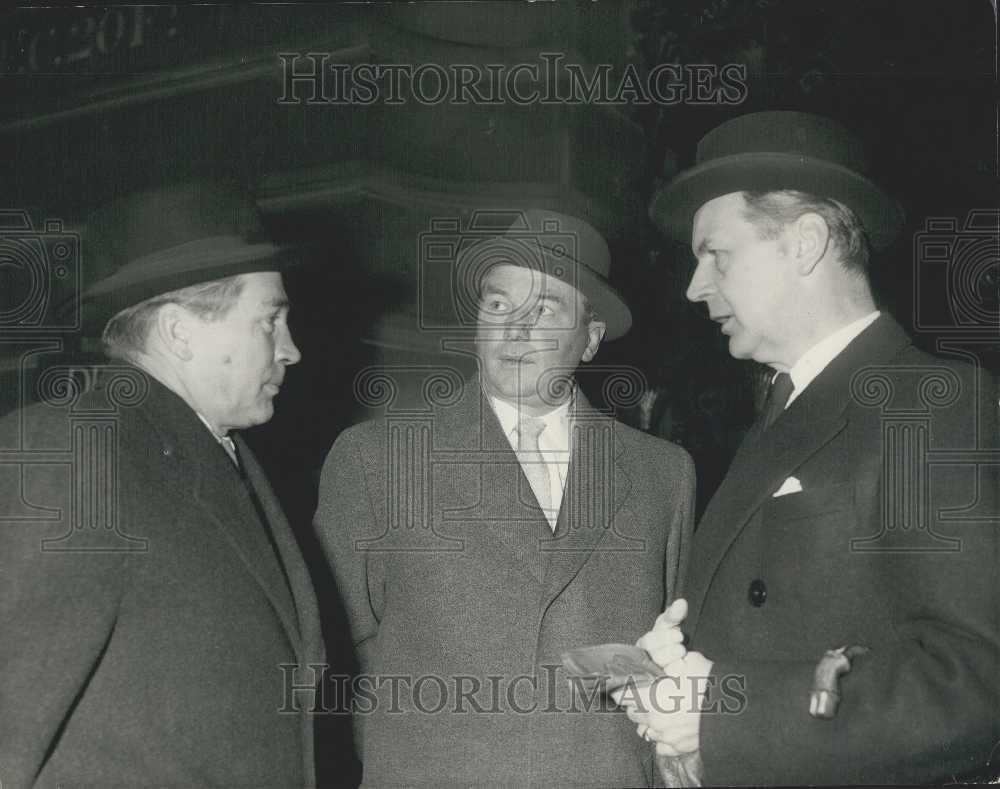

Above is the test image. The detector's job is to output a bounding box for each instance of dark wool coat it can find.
[686,316,1000,785]
[0,370,324,787]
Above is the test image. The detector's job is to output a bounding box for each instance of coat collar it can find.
[452,379,633,602]
[685,315,912,634]
[541,390,634,610]
[126,368,304,654]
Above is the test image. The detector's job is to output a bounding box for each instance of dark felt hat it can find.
[74,181,297,332]
[457,209,632,340]
[650,111,904,249]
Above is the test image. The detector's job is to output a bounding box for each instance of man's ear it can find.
[154,304,195,361]
[792,212,831,275]
[581,321,606,363]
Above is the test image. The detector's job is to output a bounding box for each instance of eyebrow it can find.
[482,285,566,305]
[260,297,290,310]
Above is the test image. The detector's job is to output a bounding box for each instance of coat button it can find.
[748,579,767,607]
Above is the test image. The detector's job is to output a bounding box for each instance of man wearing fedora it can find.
[0,182,324,786]
[619,111,999,784]
[315,209,695,786]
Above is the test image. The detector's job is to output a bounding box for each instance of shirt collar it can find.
[487,393,573,450]
[195,412,230,444]
[785,311,880,404]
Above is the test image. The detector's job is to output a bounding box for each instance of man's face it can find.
[687,192,796,367]
[184,271,300,433]
[475,264,604,413]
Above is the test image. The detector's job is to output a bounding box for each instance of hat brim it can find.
[71,241,300,334]
[650,152,904,250]
[456,239,632,341]
[573,265,632,340]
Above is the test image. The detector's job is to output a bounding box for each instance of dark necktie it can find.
[762,372,794,430]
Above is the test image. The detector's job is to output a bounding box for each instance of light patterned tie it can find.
[219,434,240,468]
[516,415,556,530]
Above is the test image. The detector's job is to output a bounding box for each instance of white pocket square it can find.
[773,476,803,497]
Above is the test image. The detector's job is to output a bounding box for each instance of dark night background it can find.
[1,3,996,785]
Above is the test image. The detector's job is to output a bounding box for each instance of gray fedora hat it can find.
[74,181,298,333]
[456,209,632,340]
[650,111,904,250]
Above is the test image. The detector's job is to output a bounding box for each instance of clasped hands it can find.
[611,599,713,757]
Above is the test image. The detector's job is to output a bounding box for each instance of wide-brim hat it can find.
[71,181,299,333]
[650,111,904,250]
[455,209,632,340]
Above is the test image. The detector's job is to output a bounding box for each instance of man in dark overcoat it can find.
[623,111,999,785]
[0,183,324,787]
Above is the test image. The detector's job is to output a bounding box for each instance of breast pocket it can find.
[763,481,852,524]
[761,482,858,604]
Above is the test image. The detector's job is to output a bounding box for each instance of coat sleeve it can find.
[313,426,384,755]
[698,368,1000,785]
[665,448,697,605]
[0,437,124,788]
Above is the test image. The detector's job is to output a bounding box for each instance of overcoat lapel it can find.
[238,435,321,656]
[446,381,632,596]
[190,435,302,651]
[541,395,632,609]
[472,386,552,584]
[135,375,302,653]
[685,316,913,633]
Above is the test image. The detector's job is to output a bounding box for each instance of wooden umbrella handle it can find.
[809,645,870,719]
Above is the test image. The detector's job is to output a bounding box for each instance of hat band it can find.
[89,235,284,297]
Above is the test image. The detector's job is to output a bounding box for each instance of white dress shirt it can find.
[196,412,239,468]
[783,311,880,407]
[488,394,572,529]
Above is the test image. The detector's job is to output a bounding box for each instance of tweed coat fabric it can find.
[0,369,324,787]
[315,379,695,787]
[685,316,1000,785]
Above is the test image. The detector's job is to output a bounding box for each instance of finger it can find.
[638,626,683,652]
[682,650,713,676]
[641,624,684,645]
[637,623,684,655]
[659,598,688,627]
[648,643,687,668]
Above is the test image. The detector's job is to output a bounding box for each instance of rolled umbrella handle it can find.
[809,644,869,719]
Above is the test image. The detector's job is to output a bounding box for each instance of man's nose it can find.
[501,313,534,341]
[276,325,302,365]
[685,259,715,303]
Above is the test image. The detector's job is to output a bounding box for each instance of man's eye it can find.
[484,299,510,314]
[536,304,555,318]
